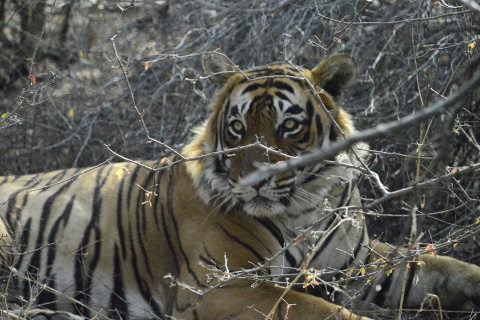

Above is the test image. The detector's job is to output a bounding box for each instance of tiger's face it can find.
[184,54,361,219]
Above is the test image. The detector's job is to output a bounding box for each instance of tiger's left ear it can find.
[202,49,239,85]
[311,54,358,102]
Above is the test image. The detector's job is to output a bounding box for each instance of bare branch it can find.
[458,0,480,13]
[240,70,480,187]
[110,34,184,158]
[0,157,115,205]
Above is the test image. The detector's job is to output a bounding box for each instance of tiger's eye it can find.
[231,120,244,132]
[283,119,297,130]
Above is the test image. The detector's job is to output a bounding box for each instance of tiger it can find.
[0,53,479,320]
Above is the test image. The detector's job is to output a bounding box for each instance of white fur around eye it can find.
[228,120,245,140]
[281,119,303,136]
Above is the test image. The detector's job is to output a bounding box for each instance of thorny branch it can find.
[240,70,480,189]
[458,0,480,13]
[0,1,57,130]
[110,34,184,158]
[165,211,480,308]
[0,157,115,205]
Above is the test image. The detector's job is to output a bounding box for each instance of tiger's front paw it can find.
[422,254,480,311]
[446,262,480,310]
[337,307,373,320]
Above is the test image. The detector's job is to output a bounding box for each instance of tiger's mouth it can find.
[240,196,289,218]
[232,186,292,218]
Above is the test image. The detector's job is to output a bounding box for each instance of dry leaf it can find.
[425,243,436,256]
[115,168,125,179]
[29,75,37,85]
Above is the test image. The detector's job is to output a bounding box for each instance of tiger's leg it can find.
[173,279,373,320]
[0,219,87,320]
[360,242,480,311]
[3,309,86,320]
[0,217,17,300]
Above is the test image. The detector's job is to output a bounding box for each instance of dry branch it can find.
[240,70,480,188]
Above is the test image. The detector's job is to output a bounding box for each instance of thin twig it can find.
[240,70,480,187]
[110,34,184,158]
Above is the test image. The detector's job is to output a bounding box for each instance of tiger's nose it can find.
[251,176,272,190]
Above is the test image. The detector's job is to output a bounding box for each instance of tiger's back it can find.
[0,162,179,317]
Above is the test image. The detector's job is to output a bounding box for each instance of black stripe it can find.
[5,193,18,232]
[168,165,203,286]
[127,194,158,310]
[136,169,156,277]
[258,218,296,267]
[26,172,79,293]
[309,213,340,262]
[352,229,366,259]
[296,126,311,145]
[129,232,164,317]
[244,66,303,77]
[335,227,366,273]
[125,166,165,318]
[20,218,32,299]
[306,100,314,124]
[275,91,291,104]
[218,100,228,148]
[402,261,417,306]
[110,244,127,317]
[315,114,324,143]
[218,225,265,263]
[37,275,57,309]
[151,173,161,228]
[240,73,304,85]
[199,252,215,266]
[160,201,180,274]
[372,270,392,306]
[286,104,303,115]
[248,95,264,112]
[224,98,232,117]
[192,309,200,320]
[126,164,142,210]
[231,219,273,254]
[329,125,338,142]
[37,170,70,192]
[242,82,265,94]
[45,196,75,279]
[157,163,180,274]
[117,171,127,259]
[230,106,239,119]
[339,182,352,207]
[303,165,323,184]
[273,80,295,94]
[74,164,111,315]
[201,243,224,266]
[293,100,314,145]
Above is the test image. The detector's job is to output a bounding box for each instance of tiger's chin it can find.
[240,197,287,218]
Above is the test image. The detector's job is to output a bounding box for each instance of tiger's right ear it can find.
[202,49,238,85]
[311,54,358,102]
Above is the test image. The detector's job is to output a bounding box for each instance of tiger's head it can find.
[183,54,364,219]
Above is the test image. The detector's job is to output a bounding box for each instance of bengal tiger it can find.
[1,53,479,320]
